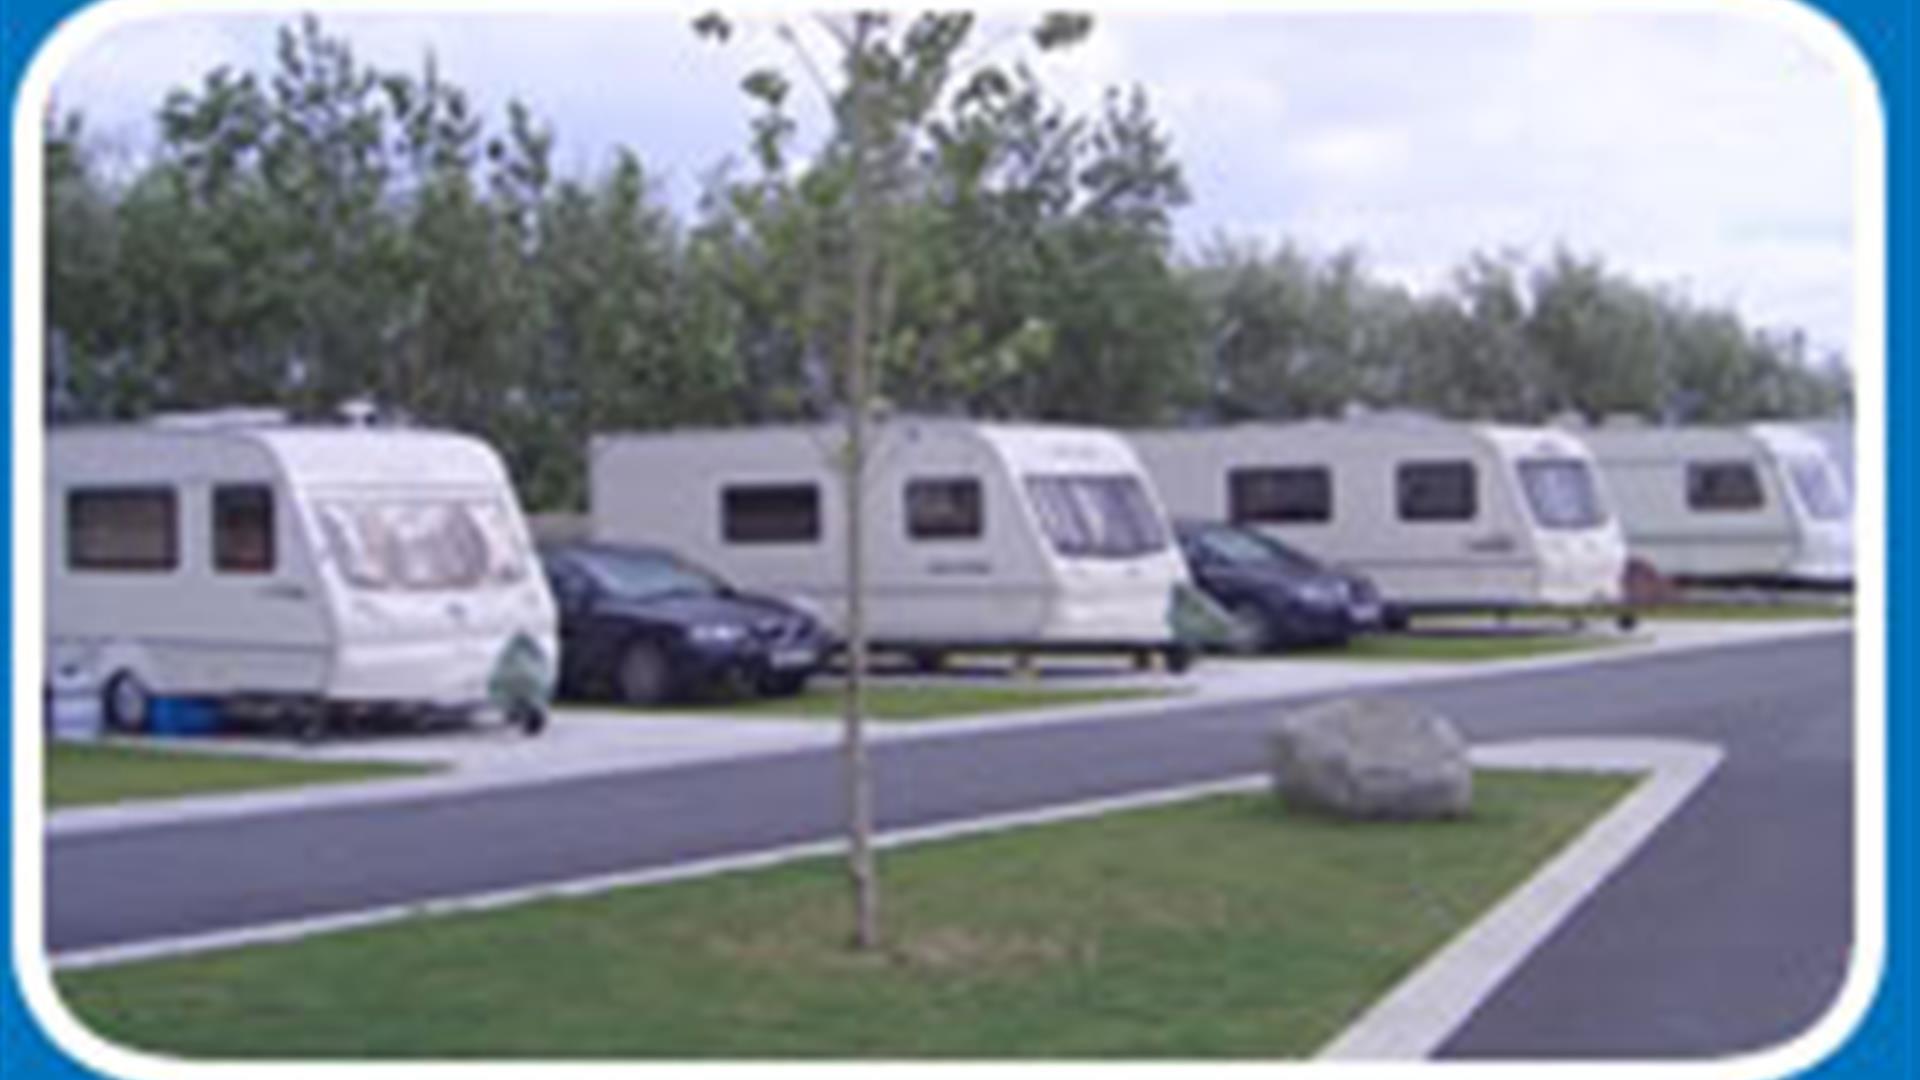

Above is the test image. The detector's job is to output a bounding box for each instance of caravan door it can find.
[183,480,334,695]
[1381,457,1538,608]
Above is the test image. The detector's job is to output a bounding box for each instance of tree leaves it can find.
[1033,12,1094,51]
[691,11,731,43]
[42,13,1851,513]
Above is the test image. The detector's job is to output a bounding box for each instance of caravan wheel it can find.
[102,671,151,733]
[512,704,549,737]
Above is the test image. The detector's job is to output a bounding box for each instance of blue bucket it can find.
[148,697,222,737]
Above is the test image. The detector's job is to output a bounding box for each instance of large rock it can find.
[1268,696,1472,820]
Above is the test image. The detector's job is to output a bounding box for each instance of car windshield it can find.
[1024,474,1170,559]
[1516,458,1608,530]
[570,548,729,601]
[1185,525,1321,575]
[316,497,529,591]
[1787,458,1850,521]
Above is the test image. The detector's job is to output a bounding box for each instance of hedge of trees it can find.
[45,15,1850,510]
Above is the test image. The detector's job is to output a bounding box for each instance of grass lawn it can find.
[631,682,1177,722]
[1630,601,1852,622]
[1285,632,1630,664]
[60,770,1635,1058]
[46,743,435,810]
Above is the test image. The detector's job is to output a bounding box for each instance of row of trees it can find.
[45,16,1850,512]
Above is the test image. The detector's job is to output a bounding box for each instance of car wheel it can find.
[616,640,671,705]
[102,671,151,733]
[1229,600,1276,653]
[1163,645,1197,674]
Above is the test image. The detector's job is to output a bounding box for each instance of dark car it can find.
[1173,520,1382,650]
[540,542,834,704]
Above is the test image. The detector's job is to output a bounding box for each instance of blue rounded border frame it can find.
[0,1,1911,1076]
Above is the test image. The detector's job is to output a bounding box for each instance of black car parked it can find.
[540,542,834,704]
[1173,520,1382,650]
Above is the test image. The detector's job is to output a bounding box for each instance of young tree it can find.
[693,9,1099,951]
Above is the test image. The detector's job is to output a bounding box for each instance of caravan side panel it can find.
[1134,424,1556,610]
[1582,429,1800,580]
[591,423,1180,647]
[46,431,333,699]
[590,426,1063,644]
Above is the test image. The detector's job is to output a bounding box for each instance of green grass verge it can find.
[1630,601,1852,622]
[625,683,1176,722]
[1284,632,1629,664]
[60,770,1634,1058]
[46,743,435,810]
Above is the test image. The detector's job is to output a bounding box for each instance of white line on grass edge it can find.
[51,736,1722,1064]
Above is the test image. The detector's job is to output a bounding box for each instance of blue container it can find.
[148,697,222,737]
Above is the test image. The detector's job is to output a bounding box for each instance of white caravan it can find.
[1798,419,1855,499]
[1130,417,1630,621]
[1576,422,1853,586]
[590,420,1196,668]
[46,414,559,737]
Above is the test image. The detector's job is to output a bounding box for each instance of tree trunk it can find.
[841,12,881,953]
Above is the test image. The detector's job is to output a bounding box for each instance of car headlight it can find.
[1298,581,1346,607]
[688,623,747,645]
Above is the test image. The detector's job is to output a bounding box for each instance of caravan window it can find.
[1228,466,1332,524]
[1397,461,1477,522]
[214,485,275,573]
[905,478,984,540]
[722,485,820,544]
[67,488,177,572]
[1024,474,1170,559]
[1516,459,1607,530]
[1687,462,1764,512]
[316,498,529,590]
[1787,459,1849,521]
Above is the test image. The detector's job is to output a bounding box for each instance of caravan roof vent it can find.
[148,408,289,430]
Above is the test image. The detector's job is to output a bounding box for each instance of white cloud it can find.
[46,7,1861,357]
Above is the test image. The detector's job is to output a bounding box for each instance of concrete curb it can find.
[43,621,1825,838]
[1317,737,1724,1060]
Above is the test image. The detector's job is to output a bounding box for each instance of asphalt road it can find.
[47,630,1855,1058]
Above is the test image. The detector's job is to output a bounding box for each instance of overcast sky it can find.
[48,7,1862,359]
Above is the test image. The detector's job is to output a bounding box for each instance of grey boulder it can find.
[1268,696,1472,820]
